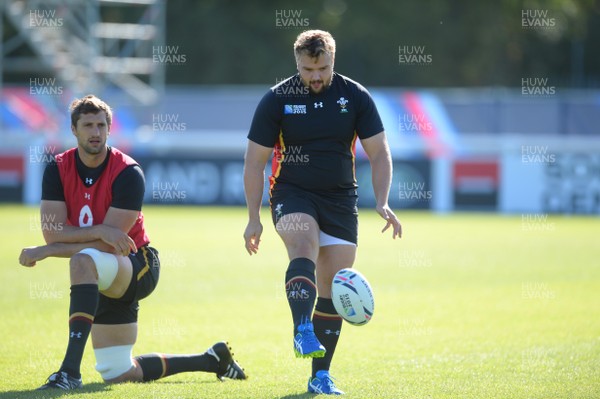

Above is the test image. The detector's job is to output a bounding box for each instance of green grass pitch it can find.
[0,205,598,398]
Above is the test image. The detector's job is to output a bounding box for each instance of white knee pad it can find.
[78,248,118,291]
[94,345,135,380]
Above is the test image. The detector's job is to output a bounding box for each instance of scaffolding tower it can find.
[1,0,166,106]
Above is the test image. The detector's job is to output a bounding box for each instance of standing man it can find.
[243,30,401,395]
[19,95,247,390]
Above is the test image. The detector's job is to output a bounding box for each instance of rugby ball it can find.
[331,268,374,326]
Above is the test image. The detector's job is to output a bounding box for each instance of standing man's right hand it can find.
[243,140,273,256]
[243,219,263,255]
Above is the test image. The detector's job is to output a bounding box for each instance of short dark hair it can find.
[294,30,336,61]
[70,95,113,128]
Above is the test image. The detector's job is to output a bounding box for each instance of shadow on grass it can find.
[0,378,236,399]
[0,382,107,399]
[278,393,315,399]
[0,376,249,398]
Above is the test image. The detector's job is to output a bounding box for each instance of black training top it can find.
[248,72,384,192]
[42,148,145,211]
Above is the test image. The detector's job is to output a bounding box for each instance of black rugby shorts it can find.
[94,245,160,325]
[270,183,359,245]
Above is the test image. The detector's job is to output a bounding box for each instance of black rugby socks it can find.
[312,297,343,377]
[134,352,218,381]
[60,284,98,379]
[285,258,317,333]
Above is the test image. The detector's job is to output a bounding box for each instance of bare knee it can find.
[69,253,98,284]
[287,237,319,259]
[277,213,319,260]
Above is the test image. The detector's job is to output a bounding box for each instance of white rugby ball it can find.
[331,268,374,326]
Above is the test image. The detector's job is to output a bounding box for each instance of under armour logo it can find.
[314,102,323,108]
[84,193,91,200]
[70,332,82,339]
[325,329,341,335]
[85,178,93,185]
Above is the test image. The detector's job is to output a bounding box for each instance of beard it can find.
[301,75,333,94]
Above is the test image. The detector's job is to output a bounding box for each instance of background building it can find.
[2,0,599,213]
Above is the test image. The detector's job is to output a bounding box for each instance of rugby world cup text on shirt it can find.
[284,105,307,114]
